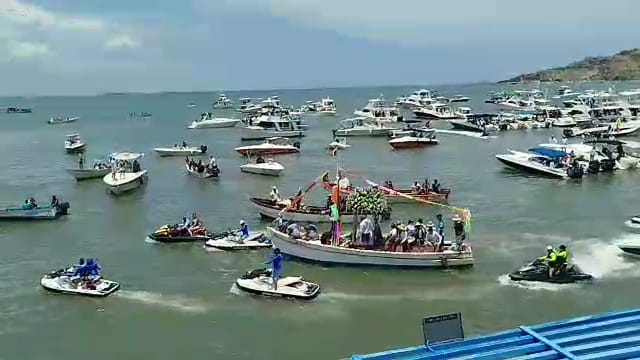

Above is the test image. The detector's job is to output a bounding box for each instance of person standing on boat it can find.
[265,248,283,290]
[270,186,280,204]
[357,216,374,249]
[329,200,340,245]
[414,218,426,245]
[238,220,249,240]
[436,214,445,240]
[209,156,216,168]
[431,179,441,194]
[452,214,466,250]
[78,153,85,169]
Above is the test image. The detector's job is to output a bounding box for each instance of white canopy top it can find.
[112,152,143,161]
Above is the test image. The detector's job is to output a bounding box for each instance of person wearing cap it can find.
[397,222,409,252]
[425,221,443,250]
[265,248,284,290]
[452,214,466,246]
[539,245,558,278]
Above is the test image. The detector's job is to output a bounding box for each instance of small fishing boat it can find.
[381,188,450,204]
[250,197,371,223]
[66,156,112,181]
[205,232,271,250]
[188,113,240,129]
[267,226,474,268]
[154,144,207,156]
[64,133,86,153]
[240,159,284,176]
[185,163,219,178]
[326,137,351,150]
[7,107,32,114]
[234,137,301,156]
[235,268,321,300]
[103,152,147,195]
[48,116,78,124]
[40,264,120,297]
[0,197,70,220]
[388,130,439,149]
[146,224,211,243]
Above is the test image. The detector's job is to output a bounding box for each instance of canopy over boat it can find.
[112,152,143,161]
[528,147,567,159]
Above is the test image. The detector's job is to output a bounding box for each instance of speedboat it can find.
[495,148,583,179]
[388,129,439,149]
[333,118,399,137]
[508,258,593,284]
[618,241,640,257]
[204,232,271,251]
[395,89,436,109]
[102,152,148,195]
[235,268,321,300]
[146,224,211,243]
[235,137,300,156]
[240,159,284,176]
[354,96,403,122]
[154,144,207,156]
[48,116,78,124]
[326,137,351,150]
[0,197,70,220]
[7,107,32,113]
[241,113,306,141]
[450,95,470,103]
[317,97,337,115]
[413,103,461,120]
[213,94,233,109]
[188,113,240,129]
[64,133,86,153]
[67,156,113,181]
[40,265,120,297]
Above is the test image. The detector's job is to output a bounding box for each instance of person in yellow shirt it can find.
[539,245,557,278]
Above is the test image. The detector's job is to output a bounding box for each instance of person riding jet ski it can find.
[539,245,557,278]
[510,244,591,284]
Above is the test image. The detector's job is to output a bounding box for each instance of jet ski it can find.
[146,224,210,243]
[40,266,120,297]
[628,216,640,225]
[618,242,640,257]
[235,268,321,300]
[508,258,593,284]
[205,231,271,251]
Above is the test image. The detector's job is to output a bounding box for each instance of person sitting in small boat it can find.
[304,224,319,241]
[384,222,400,251]
[287,223,302,239]
[422,178,430,193]
[425,222,443,250]
[50,195,59,208]
[132,160,141,172]
[256,155,265,164]
[264,248,284,290]
[431,180,441,194]
[78,153,85,169]
[182,141,188,148]
[270,186,281,204]
[411,182,421,194]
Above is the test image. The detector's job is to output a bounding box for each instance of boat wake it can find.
[117,290,208,313]
[228,283,243,296]
[434,129,496,139]
[497,274,579,291]
[320,285,490,302]
[572,236,640,279]
[144,237,161,244]
[624,220,640,229]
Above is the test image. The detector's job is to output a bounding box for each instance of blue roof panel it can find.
[351,308,640,360]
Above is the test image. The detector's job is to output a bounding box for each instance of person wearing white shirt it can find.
[358,216,375,248]
[425,223,443,250]
[270,186,280,203]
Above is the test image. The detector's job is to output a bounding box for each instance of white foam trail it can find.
[497,274,579,291]
[117,290,208,313]
[144,237,161,244]
[321,286,490,302]
[572,236,640,279]
[228,283,243,296]
[203,245,223,252]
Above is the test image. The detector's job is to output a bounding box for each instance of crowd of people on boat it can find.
[186,156,219,175]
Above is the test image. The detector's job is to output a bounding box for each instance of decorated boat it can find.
[0,197,70,220]
[250,197,388,223]
[267,226,474,268]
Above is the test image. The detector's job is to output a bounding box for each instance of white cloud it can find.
[105,34,140,51]
[0,0,104,31]
[7,41,50,59]
[219,0,640,46]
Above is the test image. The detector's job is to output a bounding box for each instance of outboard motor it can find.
[600,158,616,172]
[567,165,584,179]
[293,141,301,149]
[397,115,404,122]
[499,123,508,131]
[200,145,208,154]
[587,160,600,174]
[56,202,70,215]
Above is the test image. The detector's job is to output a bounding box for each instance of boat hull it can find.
[251,198,351,223]
[449,120,484,133]
[235,278,320,300]
[389,139,438,149]
[66,168,111,181]
[241,129,306,141]
[147,233,210,243]
[205,232,271,250]
[235,147,299,156]
[65,143,86,153]
[333,128,391,137]
[103,171,148,195]
[188,118,240,129]
[496,154,567,179]
[154,148,204,156]
[267,227,474,268]
[618,244,640,257]
[0,206,66,220]
[40,277,120,297]
[240,164,283,176]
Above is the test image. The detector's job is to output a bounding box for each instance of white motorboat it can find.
[317,97,337,115]
[204,232,271,250]
[552,86,580,99]
[267,226,474,268]
[48,116,78,125]
[450,95,471,103]
[64,133,86,153]
[618,241,640,257]
[551,117,578,127]
[495,148,582,179]
[235,137,300,156]
[188,113,240,129]
[185,163,219,178]
[40,267,120,297]
[388,130,439,149]
[333,118,399,137]
[67,167,111,181]
[354,96,403,122]
[413,103,461,120]
[240,159,284,176]
[103,152,148,195]
[213,93,233,109]
[241,114,305,141]
[326,137,351,150]
[235,268,321,300]
[496,98,536,112]
[395,89,436,109]
[154,144,207,156]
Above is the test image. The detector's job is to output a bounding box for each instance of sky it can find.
[1,0,640,95]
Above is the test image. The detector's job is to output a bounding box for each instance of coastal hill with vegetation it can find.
[499,48,640,83]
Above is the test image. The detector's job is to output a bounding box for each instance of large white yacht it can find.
[413,103,462,120]
[213,94,233,108]
[241,107,305,141]
[354,96,403,122]
[332,118,400,137]
[395,89,436,109]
